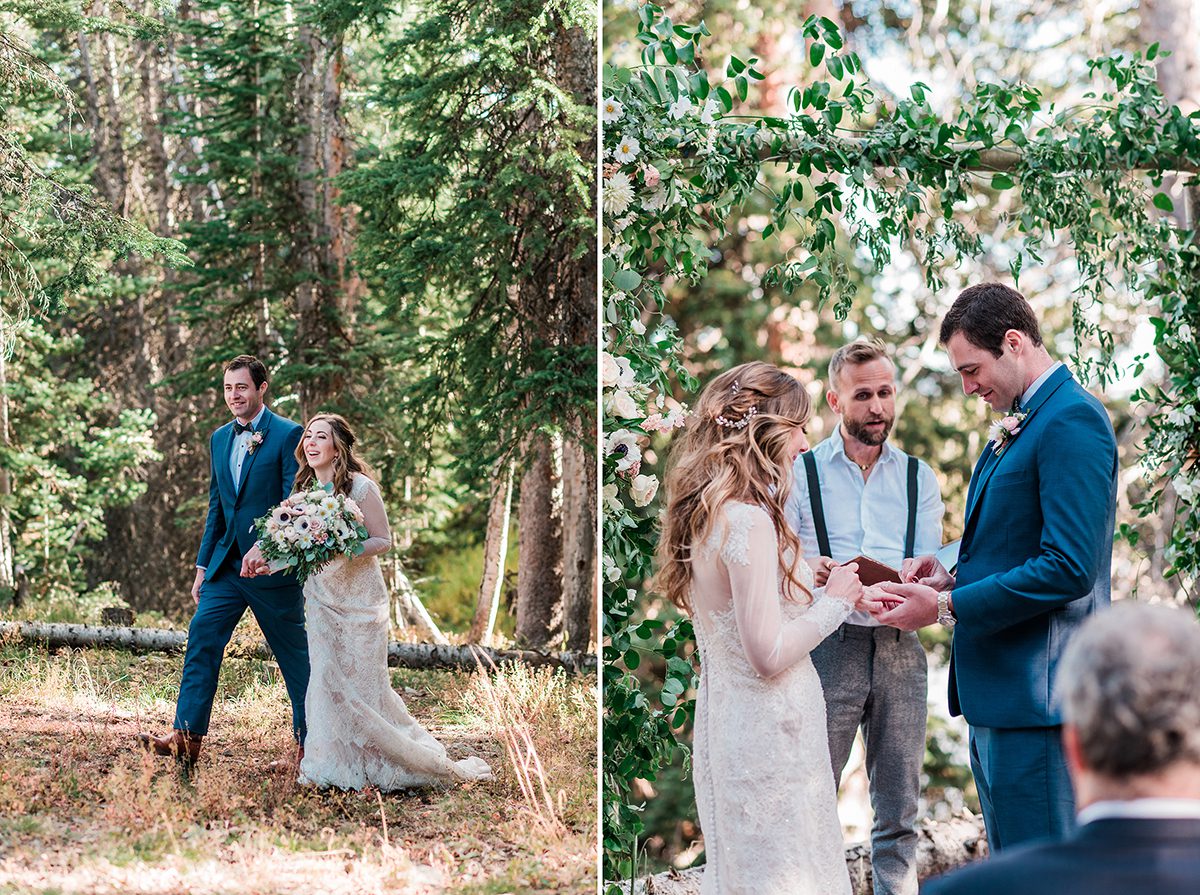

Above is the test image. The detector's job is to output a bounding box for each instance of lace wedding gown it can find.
[299,472,493,790]
[691,501,854,895]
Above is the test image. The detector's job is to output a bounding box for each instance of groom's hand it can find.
[871,582,939,631]
[901,555,954,590]
[191,568,205,605]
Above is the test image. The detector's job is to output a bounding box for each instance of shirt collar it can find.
[1020,360,1063,410]
[829,422,897,465]
[1077,798,1200,826]
[234,405,267,431]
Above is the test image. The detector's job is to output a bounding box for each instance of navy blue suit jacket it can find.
[923,817,1200,894]
[949,365,1117,728]
[195,407,304,590]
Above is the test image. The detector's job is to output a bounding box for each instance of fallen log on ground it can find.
[617,812,988,894]
[0,621,596,675]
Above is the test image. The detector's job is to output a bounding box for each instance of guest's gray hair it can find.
[1055,602,1200,777]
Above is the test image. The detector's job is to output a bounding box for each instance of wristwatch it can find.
[937,590,956,628]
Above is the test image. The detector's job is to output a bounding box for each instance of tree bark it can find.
[560,427,596,651]
[0,620,596,674]
[0,349,13,594]
[514,432,563,649]
[1141,0,1200,115]
[618,813,988,894]
[469,459,515,645]
[549,21,597,653]
[293,22,358,417]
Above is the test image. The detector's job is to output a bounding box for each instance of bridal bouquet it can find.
[253,488,369,583]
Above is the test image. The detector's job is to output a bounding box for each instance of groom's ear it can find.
[826,388,841,414]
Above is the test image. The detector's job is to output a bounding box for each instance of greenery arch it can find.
[601,5,1200,883]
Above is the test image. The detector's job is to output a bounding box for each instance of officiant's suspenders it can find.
[802,452,919,559]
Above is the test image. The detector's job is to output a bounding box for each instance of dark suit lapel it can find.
[234,408,274,499]
[962,447,995,524]
[963,365,1074,533]
[216,423,237,505]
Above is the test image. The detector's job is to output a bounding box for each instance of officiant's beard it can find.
[843,416,892,447]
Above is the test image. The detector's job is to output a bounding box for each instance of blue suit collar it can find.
[964,365,1074,529]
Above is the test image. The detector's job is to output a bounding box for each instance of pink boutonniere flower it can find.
[247,431,265,454]
[988,411,1028,456]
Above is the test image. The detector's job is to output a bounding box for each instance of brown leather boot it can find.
[137,730,203,764]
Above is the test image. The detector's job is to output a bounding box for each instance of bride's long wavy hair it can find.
[654,361,813,612]
[292,413,374,497]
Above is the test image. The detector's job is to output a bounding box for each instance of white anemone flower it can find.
[602,96,624,123]
[605,429,643,473]
[612,136,641,164]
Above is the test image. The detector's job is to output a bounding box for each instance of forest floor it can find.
[0,638,597,894]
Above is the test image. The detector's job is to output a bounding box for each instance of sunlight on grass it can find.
[0,642,597,894]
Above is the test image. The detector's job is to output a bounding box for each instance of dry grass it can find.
[0,641,597,894]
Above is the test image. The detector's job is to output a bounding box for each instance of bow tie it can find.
[234,421,254,435]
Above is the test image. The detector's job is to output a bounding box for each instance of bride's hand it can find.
[856,584,898,615]
[824,562,862,608]
[240,544,268,578]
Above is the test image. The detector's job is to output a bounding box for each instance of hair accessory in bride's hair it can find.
[715,380,758,429]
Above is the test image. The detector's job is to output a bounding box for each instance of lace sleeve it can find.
[355,478,392,558]
[724,504,853,679]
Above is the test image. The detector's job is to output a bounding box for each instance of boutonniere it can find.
[988,411,1027,456]
[247,431,265,454]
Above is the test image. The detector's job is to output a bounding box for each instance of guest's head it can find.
[223,355,269,421]
[1055,602,1200,807]
[940,283,1050,412]
[655,361,812,610]
[293,413,372,496]
[826,338,897,448]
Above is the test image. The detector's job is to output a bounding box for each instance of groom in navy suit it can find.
[875,283,1118,852]
[139,355,309,764]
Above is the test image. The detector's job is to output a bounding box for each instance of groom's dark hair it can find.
[224,355,269,388]
[940,283,1044,357]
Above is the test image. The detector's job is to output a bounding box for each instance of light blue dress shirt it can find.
[786,424,945,626]
[229,405,267,488]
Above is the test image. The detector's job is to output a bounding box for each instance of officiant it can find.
[785,338,945,895]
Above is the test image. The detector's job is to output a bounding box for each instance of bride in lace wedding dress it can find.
[247,413,492,789]
[656,363,870,895]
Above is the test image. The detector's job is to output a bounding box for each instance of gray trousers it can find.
[811,624,927,895]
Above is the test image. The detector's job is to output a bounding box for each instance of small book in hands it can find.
[844,555,903,587]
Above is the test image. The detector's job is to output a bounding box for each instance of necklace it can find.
[852,456,879,473]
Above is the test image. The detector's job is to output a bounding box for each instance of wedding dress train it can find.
[690,501,853,894]
[299,473,493,790]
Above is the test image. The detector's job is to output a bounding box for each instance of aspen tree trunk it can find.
[469,459,515,645]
